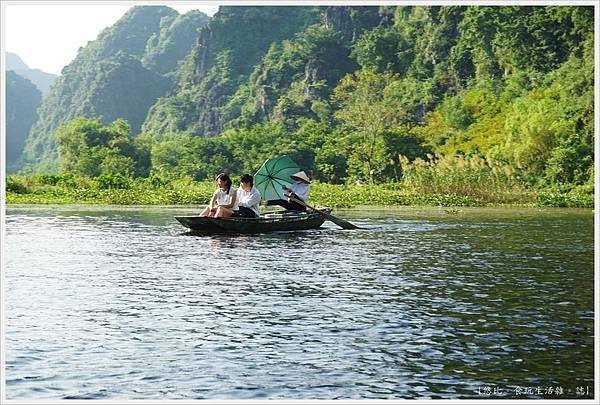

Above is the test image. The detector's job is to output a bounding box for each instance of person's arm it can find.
[219,191,237,209]
[283,183,298,196]
[246,188,261,207]
[208,191,218,210]
[283,184,295,201]
[236,189,246,207]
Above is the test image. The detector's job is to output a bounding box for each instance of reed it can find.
[398,154,535,205]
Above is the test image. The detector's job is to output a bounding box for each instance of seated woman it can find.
[199,173,239,218]
[234,173,261,218]
[265,170,311,212]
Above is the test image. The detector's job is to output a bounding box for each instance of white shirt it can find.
[286,182,310,202]
[237,186,261,216]
[213,187,239,210]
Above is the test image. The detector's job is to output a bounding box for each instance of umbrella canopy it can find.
[254,156,301,201]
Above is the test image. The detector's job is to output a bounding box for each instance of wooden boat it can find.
[175,209,331,234]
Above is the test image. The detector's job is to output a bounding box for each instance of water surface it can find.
[4,205,595,399]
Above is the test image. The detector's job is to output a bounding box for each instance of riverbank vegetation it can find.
[6,165,592,208]
[6,6,594,209]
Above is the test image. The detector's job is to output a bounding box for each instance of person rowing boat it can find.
[264,171,311,212]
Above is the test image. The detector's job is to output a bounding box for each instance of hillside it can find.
[6,71,42,172]
[17,5,594,195]
[20,6,209,172]
[142,6,323,137]
[6,52,57,96]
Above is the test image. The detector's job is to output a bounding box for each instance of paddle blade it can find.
[287,194,359,230]
[323,212,359,229]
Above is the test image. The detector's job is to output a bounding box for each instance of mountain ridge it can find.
[20,6,209,172]
[5,52,58,96]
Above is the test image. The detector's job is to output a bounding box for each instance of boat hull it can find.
[175,210,330,234]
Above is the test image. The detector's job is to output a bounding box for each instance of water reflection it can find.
[4,206,594,399]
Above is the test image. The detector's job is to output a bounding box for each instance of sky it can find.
[3,2,221,75]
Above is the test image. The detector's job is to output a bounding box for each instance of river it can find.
[3,205,595,400]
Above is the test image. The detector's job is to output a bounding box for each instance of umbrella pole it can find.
[288,196,359,230]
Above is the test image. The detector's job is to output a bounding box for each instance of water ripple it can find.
[4,206,594,399]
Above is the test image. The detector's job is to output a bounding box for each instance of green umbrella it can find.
[254,156,301,201]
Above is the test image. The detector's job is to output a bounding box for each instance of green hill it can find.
[142,6,322,137]
[20,6,208,172]
[6,71,41,172]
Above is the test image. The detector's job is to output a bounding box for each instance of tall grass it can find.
[398,154,536,205]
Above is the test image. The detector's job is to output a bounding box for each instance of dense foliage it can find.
[142,6,322,137]
[55,117,151,178]
[5,71,41,172]
[11,5,594,206]
[143,5,596,195]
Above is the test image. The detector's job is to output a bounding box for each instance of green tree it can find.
[56,117,149,177]
[151,135,238,180]
[352,25,412,74]
[333,70,432,182]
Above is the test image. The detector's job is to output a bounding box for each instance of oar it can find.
[288,196,359,229]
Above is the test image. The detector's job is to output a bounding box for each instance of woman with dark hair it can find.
[234,173,261,218]
[199,173,239,218]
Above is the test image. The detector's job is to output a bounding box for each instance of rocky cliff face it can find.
[196,6,387,132]
[323,6,354,40]
[223,6,383,128]
[142,6,322,137]
[142,10,209,77]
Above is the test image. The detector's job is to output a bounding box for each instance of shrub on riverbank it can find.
[5,175,214,205]
[5,173,593,208]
